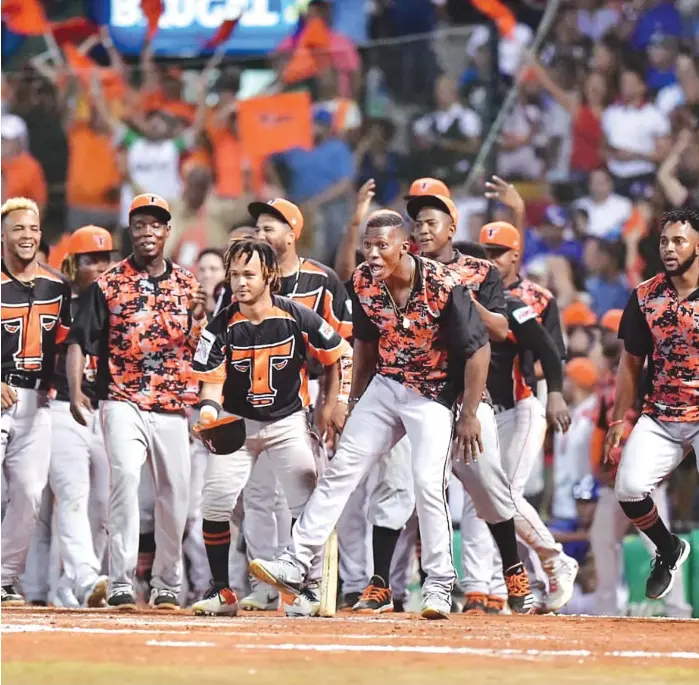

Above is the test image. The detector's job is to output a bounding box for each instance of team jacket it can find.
[506,277,566,396]
[68,257,205,413]
[52,293,98,403]
[192,296,350,422]
[619,273,699,422]
[1,261,71,386]
[350,256,489,408]
[488,295,564,411]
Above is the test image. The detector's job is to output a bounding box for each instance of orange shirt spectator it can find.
[208,123,262,198]
[1,152,47,209]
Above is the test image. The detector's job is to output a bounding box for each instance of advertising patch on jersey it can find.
[194,329,216,365]
[318,321,334,341]
[512,305,538,324]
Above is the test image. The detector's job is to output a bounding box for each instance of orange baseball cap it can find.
[129,193,171,221]
[562,301,597,329]
[248,198,304,239]
[406,194,458,225]
[68,225,113,255]
[478,221,521,251]
[600,309,623,334]
[405,177,451,199]
[565,357,599,390]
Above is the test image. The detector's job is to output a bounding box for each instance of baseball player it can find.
[478,221,579,611]
[250,209,492,620]
[46,225,114,607]
[591,309,691,617]
[1,197,71,606]
[190,239,350,617]
[604,208,699,601]
[353,191,536,615]
[66,193,207,610]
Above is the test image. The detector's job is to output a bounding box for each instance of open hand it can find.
[547,391,571,433]
[484,175,524,213]
[603,423,625,464]
[455,411,483,464]
[1,382,17,411]
[69,390,93,427]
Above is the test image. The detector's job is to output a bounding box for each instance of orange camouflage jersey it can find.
[349,256,489,408]
[1,261,71,386]
[192,296,350,421]
[619,272,699,422]
[68,258,205,412]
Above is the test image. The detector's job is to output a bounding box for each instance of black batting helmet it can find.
[198,415,246,455]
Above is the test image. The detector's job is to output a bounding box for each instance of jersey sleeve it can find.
[541,297,566,359]
[618,290,653,358]
[322,268,353,339]
[446,285,489,358]
[476,265,507,316]
[347,279,380,342]
[508,298,563,393]
[191,310,228,384]
[56,278,72,344]
[67,282,109,356]
[297,303,350,366]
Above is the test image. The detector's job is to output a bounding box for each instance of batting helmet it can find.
[197,415,246,455]
[68,225,113,255]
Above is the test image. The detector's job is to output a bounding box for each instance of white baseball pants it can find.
[1,388,52,587]
[101,400,191,595]
[591,482,691,617]
[49,400,109,599]
[282,375,456,600]
[615,415,699,502]
[367,437,414,529]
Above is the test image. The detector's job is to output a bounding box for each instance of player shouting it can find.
[605,208,699,600]
[251,210,490,619]
[191,239,350,617]
[1,198,71,606]
[67,193,208,610]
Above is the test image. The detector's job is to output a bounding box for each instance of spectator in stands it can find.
[195,248,226,315]
[656,50,699,115]
[602,64,671,196]
[583,238,631,318]
[412,75,482,188]
[269,108,354,264]
[575,167,633,238]
[540,5,591,66]
[523,205,584,265]
[658,128,699,207]
[576,0,620,41]
[0,114,47,211]
[315,69,362,139]
[631,0,683,51]
[646,33,679,92]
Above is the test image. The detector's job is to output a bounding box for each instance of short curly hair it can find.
[662,208,699,232]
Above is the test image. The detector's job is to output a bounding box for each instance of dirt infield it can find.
[2,607,698,685]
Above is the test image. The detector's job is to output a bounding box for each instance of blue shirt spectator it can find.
[632,1,682,51]
[585,274,631,318]
[523,206,584,265]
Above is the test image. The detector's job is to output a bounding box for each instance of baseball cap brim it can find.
[406,195,457,224]
[248,201,291,228]
[129,205,171,222]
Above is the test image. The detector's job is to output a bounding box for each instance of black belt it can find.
[2,373,44,390]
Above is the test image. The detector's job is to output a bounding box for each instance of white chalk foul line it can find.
[147,640,216,648]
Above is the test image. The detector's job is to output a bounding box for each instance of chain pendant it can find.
[402,316,410,329]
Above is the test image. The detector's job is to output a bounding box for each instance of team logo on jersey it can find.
[318,321,334,341]
[1,296,63,371]
[288,286,323,313]
[194,329,217,365]
[512,305,538,325]
[231,336,295,407]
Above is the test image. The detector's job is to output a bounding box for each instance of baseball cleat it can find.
[353,576,393,614]
[239,586,279,611]
[504,563,534,614]
[107,590,137,610]
[462,592,488,615]
[84,575,109,608]
[283,582,320,617]
[249,558,304,596]
[149,588,180,610]
[646,536,690,600]
[544,554,579,612]
[192,585,239,616]
[421,593,451,620]
[1,585,25,606]
[392,597,406,613]
[338,591,362,610]
[485,595,507,615]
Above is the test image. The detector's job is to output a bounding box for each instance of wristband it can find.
[348,396,361,406]
[608,419,625,428]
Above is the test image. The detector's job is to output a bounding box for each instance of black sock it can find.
[620,498,676,557]
[488,518,520,572]
[137,532,156,583]
[202,519,231,587]
[372,526,401,586]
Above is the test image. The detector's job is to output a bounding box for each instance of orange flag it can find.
[470,0,516,38]
[52,17,98,46]
[203,16,240,50]
[140,0,163,41]
[63,43,126,101]
[1,0,49,36]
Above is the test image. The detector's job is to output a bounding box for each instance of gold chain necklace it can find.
[382,259,416,330]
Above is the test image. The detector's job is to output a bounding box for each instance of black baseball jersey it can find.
[214,258,352,338]
[488,295,564,411]
[192,295,350,421]
[446,250,507,317]
[52,293,98,403]
[1,261,71,385]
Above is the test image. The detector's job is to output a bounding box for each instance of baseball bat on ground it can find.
[319,529,339,617]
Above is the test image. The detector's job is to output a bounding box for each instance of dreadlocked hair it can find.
[224,239,281,294]
[662,207,699,233]
[61,255,77,281]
